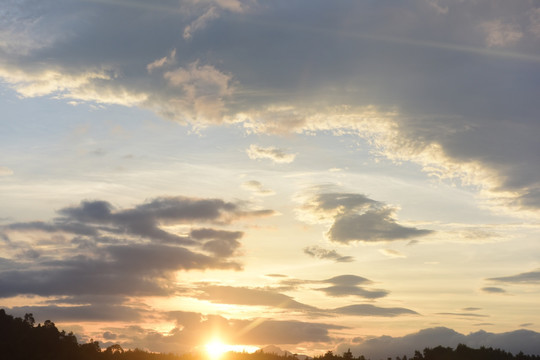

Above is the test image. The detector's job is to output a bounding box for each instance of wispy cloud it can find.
[246,145,296,164]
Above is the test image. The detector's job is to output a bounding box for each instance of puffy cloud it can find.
[246,145,296,164]
[303,246,354,263]
[298,187,432,243]
[336,327,540,359]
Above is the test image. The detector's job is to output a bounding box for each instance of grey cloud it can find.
[300,189,432,244]
[487,269,540,284]
[482,287,507,294]
[307,193,377,213]
[0,243,241,298]
[275,274,389,300]
[193,283,407,315]
[7,303,146,323]
[0,195,272,299]
[336,327,540,360]
[323,275,372,286]
[317,286,388,299]
[328,209,433,243]
[436,312,488,318]
[334,304,418,317]
[303,246,354,263]
[190,228,243,257]
[3,1,540,208]
[195,285,319,312]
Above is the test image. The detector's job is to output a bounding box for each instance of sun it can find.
[205,339,229,359]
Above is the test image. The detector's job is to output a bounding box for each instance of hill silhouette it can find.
[1,309,539,360]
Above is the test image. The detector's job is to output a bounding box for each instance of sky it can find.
[1,0,540,358]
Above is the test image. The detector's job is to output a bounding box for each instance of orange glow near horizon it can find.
[205,339,260,359]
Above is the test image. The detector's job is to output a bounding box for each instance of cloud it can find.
[380,249,407,258]
[333,304,418,317]
[0,196,274,298]
[482,287,506,294]
[298,188,432,244]
[0,167,14,176]
[436,312,488,318]
[328,209,432,243]
[480,20,523,47]
[487,269,540,284]
[183,6,220,40]
[303,246,354,263]
[336,327,540,359]
[242,180,275,196]
[2,1,540,210]
[194,285,320,313]
[190,228,243,257]
[0,243,241,299]
[123,311,345,353]
[276,274,390,301]
[317,286,388,300]
[7,303,146,323]
[147,49,176,73]
[246,145,296,164]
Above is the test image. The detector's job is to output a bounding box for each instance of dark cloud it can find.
[336,327,540,359]
[0,196,274,299]
[482,287,506,294]
[333,304,418,317]
[317,286,388,299]
[303,246,354,263]
[195,285,320,313]
[328,209,432,243]
[487,269,540,284]
[8,197,272,245]
[436,312,488,318]
[323,275,372,286]
[300,189,432,244]
[191,228,243,257]
[7,303,146,323]
[2,1,540,208]
[0,243,241,298]
[314,275,388,300]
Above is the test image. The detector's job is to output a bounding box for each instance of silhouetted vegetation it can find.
[1,309,539,360]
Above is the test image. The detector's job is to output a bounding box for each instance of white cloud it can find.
[183,6,220,40]
[379,249,406,258]
[246,145,296,164]
[147,49,177,73]
[480,20,523,47]
[242,180,275,196]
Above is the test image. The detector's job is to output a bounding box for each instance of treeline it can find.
[314,347,540,360]
[1,309,539,360]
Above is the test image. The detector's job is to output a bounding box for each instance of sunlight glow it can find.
[205,340,229,359]
[205,339,259,359]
